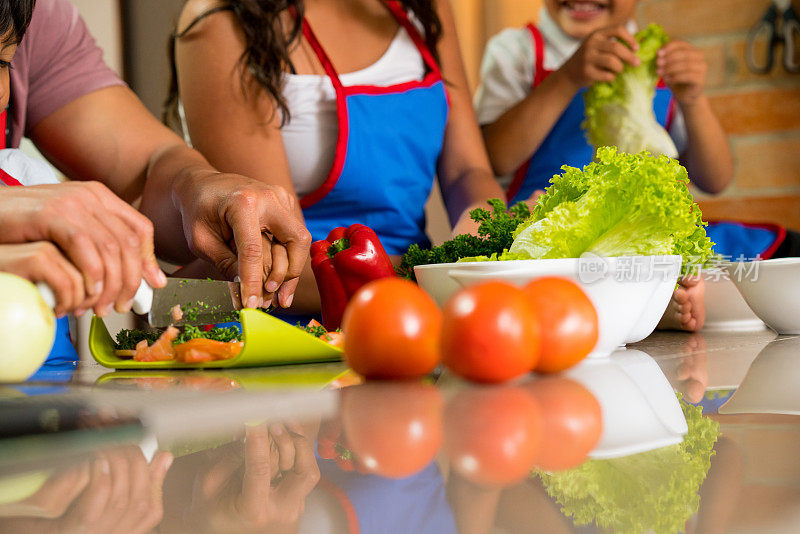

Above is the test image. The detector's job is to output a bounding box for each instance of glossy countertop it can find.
[1,327,799,533]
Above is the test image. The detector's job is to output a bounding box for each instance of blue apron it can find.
[298,0,449,255]
[705,220,784,260]
[0,108,78,369]
[317,458,457,534]
[506,23,674,204]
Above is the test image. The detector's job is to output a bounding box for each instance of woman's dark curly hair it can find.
[0,0,36,44]
[164,0,441,130]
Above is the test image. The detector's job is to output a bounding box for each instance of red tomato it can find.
[523,277,598,373]
[441,281,541,383]
[444,386,541,486]
[526,377,603,471]
[342,278,441,379]
[342,382,443,478]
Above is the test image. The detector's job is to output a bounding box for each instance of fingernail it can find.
[98,304,113,317]
[263,299,272,309]
[164,455,174,471]
[246,296,258,309]
[284,293,294,308]
[75,308,87,317]
[98,458,110,475]
[93,281,103,296]
[270,424,283,436]
[266,281,279,293]
[157,270,168,287]
[123,299,134,312]
[56,312,66,319]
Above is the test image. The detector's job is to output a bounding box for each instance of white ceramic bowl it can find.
[724,258,800,334]
[702,270,765,331]
[415,256,682,356]
[719,339,800,415]
[567,349,688,459]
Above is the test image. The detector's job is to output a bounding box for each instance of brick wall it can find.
[636,0,800,229]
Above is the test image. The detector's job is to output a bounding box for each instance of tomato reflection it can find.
[525,377,603,472]
[444,386,542,487]
[340,382,443,479]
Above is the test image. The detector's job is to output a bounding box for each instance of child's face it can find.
[544,0,638,40]
[0,32,17,110]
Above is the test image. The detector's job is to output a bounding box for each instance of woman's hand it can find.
[171,172,312,309]
[0,182,167,316]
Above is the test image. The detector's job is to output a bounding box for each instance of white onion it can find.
[0,273,56,382]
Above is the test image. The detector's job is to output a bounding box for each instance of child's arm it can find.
[658,41,733,194]
[481,26,641,177]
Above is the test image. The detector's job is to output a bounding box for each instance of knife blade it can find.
[132,278,241,327]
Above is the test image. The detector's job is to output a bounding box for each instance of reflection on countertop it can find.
[2,331,800,533]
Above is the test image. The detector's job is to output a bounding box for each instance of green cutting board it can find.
[89,308,343,369]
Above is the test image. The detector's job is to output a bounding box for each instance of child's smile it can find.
[546,0,637,39]
[559,0,609,22]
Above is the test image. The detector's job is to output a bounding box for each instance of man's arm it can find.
[30,86,310,309]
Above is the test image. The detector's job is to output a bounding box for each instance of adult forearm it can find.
[679,97,733,195]
[482,70,580,176]
[440,167,506,236]
[139,143,216,264]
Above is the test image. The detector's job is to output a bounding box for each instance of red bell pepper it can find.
[310,224,397,330]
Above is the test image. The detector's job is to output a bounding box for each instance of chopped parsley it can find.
[114,329,161,350]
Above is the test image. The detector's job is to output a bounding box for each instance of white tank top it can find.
[281,25,426,197]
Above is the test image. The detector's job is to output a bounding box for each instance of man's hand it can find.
[0,182,166,316]
[173,172,311,310]
[657,41,708,107]
[0,242,86,317]
[561,24,641,87]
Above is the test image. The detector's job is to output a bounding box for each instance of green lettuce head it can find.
[583,24,677,158]
[509,147,714,272]
[536,397,720,534]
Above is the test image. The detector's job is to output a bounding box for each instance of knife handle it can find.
[35,282,56,309]
[131,281,153,315]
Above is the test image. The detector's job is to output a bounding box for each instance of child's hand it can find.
[561,25,641,88]
[656,41,707,107]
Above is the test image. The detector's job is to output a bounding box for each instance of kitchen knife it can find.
[132,278,241,327]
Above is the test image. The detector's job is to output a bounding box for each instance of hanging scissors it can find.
[746,0,800,74]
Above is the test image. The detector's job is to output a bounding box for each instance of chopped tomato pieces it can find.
[133,326,179,362]
[173,338,244,363]
[322,331,344,348]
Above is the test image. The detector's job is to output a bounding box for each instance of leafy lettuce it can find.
[509,147,714,270]
[536,397,720,534]
[583,24,677,158]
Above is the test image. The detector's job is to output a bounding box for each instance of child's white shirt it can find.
[474,7,687,182]
[0,148,59,186]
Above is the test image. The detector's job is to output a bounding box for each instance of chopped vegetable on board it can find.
[296,319,345,347]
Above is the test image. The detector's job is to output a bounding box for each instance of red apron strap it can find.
[301,20,345,92]
[0,167,22,186]
[526,23,548,88]
[384,0,441,77]
[0,108,7,150]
